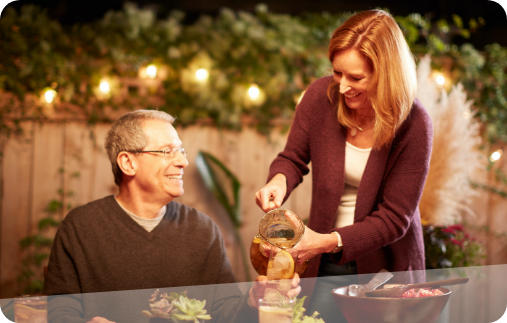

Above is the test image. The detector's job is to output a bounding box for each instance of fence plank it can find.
[89,124,118,200]
[63,123,95,214]
[31,122,65,223]
[0,122,34,298]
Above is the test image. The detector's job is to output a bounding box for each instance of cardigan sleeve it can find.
[267,80,320,201]
[334,105,433,265]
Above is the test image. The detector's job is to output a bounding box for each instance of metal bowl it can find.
[331,285,451,323]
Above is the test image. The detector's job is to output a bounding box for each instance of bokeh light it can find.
[146,64,157,78]
[44,89,56,103]
[490,150,503,162]
[436,75,445,87]
[99,81,110,93]
[248,85,260,100]
[196,68,209,81]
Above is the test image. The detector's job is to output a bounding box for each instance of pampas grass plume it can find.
[417,55,483,225]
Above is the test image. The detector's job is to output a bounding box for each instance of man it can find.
[43,110,299,323]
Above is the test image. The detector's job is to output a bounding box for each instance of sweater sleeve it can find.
[43,223,87,323]
[267,83,316,201]
[334,106,433,265]
[205,222,258,323]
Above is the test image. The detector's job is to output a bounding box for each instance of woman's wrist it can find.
[321,233,340,253]
[272,173,287,184]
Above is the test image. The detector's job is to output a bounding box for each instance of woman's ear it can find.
[117,152,137,177]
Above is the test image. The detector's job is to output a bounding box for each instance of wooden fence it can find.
[1,120,506,298]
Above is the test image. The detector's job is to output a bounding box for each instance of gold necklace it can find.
[351,116,374,136]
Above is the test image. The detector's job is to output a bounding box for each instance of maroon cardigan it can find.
[268,76,432,284]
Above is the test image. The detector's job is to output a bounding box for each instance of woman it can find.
[255,9,432,321]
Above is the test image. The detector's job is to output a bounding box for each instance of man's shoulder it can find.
[62,195,117,225]
[167,201,215,224]
[166,201,221,235]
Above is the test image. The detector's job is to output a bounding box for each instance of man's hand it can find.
[247,273,301,308]
[86,317,116,323]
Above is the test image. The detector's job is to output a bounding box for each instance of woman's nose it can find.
[339,78,351,94]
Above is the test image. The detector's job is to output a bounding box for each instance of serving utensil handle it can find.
[408,277,469,289]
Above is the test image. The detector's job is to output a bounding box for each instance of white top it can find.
[114,197,166,232]
[334,142,372,229]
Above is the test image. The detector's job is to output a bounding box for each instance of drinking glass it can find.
[14,295,47,323]
[264,247,298,300]
[258,298,295,323]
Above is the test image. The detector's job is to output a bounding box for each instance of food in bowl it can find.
[401,288,444,298]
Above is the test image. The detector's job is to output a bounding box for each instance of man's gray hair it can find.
[104,109,175,186]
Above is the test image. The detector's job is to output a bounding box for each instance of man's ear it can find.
[117,152,137,177]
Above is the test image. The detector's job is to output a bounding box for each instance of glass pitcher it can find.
[250,209,309,276]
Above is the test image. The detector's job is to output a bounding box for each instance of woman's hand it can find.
[255,173,287,212]
[293,226,338,264]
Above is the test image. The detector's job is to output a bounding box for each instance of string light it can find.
[99,80,110,94]
[195,68,209,81]
[44,89,56,103]
[490,149,503,162]
[248,84,260,100]
[146,64,157,78]
[435,75,445,87]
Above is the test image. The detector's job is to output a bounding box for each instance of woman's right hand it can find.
[255,173,287,212]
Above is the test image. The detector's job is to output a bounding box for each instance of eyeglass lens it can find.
[164,147,186,158]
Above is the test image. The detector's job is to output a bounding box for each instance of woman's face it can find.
[332,48,373,113]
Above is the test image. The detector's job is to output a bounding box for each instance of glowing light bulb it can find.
[490,150,502,162]
[146,64,157,78]
[196,69,209,80]
[44,89,55,103]
[248,85,260,100]
[436,75,445,86]
[99,81,110,93]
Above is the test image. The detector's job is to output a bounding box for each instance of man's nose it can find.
[174,151,189,167]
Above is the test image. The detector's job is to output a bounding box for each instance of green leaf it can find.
[45,199,63,213]
[195,151,241,227]
[452,14,463,28]
[38,217,61,231]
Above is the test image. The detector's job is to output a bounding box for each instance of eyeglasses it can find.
[129,147,187,159]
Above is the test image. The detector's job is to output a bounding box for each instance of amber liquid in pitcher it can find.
[250,233,308,276]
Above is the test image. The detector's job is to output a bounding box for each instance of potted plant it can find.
[423,224,485,269]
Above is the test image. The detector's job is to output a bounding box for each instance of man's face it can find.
[134,119,188,203]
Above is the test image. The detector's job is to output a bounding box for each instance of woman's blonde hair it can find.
[327,10,417,149]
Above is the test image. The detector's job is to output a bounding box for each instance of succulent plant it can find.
[171,295,211,323]
[142,290,210,322]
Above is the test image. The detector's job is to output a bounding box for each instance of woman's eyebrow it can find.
[334,69,367,78]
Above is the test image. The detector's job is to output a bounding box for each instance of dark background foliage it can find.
[6,0,507,49]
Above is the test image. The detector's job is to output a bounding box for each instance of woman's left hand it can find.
[293,226,338,264]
